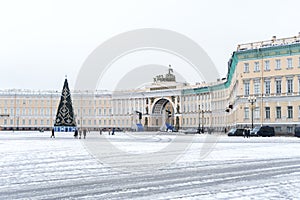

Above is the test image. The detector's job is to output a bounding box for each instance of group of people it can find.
[50,128,87,139]
[50,127,116,139]
[243,127,251,138]
[74,128,87,139]
[99,127,115,135]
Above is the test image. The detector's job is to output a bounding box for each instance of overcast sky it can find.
[1,0,300,91]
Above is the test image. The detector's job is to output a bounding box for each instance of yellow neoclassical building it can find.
[1,34,300,134]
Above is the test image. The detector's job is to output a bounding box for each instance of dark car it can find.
[295,127,300,137]
[227,128,244,136]
[257,126,275,137]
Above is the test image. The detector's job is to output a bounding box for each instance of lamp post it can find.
[16,115,19,130]
[225,104,233,132]
[248,96,256,129]
[198,105,211,133]
[198,105,201,134]
[201,109,205,133]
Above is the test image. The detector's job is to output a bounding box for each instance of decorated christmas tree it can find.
[54,78,77,132]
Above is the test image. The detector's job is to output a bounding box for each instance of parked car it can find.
[227,128,244,136]
[250,127,260,137]
[115,127,123,132]
[294,127,300,137]
[183,128,199,134]
[257,126,275,137]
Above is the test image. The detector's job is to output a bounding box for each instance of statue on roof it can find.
[153,65,176,82]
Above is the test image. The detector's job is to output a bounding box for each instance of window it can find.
[244,82,250,96]
[298,57,300,67]
[254,80,260,94]
[287,58,293,69]
[254,62,260,72]
[287,127,293,133]
[275,127,282,132]
[244,63,249,73]
[275,59,281,70]
[265,107,270,119]
[298,106,300,118]
[287,79,293,94]
[264,60,270,71]
[287,106,293,118]
[264,81,270,95]
[276,107,281,119]
[276,80,281,94]
[244,107,249,119]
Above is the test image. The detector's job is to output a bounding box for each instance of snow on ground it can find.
[0,131,300,199]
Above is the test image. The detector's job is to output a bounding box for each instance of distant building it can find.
[1,34,300,134]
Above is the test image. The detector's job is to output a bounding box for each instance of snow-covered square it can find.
[1,131,300,199]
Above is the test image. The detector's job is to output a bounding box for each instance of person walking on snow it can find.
[50,128,55,138]
[79,128,82,139]
[83,128,87,139]
[74,129,78,138]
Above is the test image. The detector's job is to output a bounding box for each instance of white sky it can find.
[1,0,300,90]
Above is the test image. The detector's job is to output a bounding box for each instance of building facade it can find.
[1,34,300,134]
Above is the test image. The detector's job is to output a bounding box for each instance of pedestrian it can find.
[74,129,78,138]
[108,128,111,135]
[79,128,82,139]
[247,128,250,138]
[112,127,115,135]
[99,128,102,135]
[83,128,87,139]
[50,128,55,138]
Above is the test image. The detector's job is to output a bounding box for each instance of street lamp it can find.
[248,96,256,129]
[198,105,201,133]
[198,105,211,133]
[135,110,142,124]
[225,104,233,132]
[16,115,19,130]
